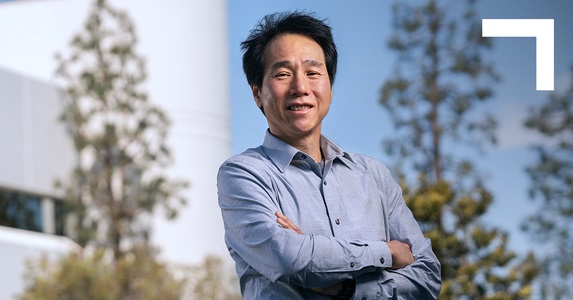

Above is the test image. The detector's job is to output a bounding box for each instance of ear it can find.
[251,85,262,108]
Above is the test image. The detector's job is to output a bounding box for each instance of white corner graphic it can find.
[482,19,554,91]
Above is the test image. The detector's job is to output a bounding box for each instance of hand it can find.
[386,240,414,269]
[275,211,303,234]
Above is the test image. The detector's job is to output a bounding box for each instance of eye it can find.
[307,71,322,77]
[274,72,290,78]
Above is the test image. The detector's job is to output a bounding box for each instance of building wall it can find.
[0,66,79,300]
[0,67,75,196]
[117,0,232,265]
[0,226,80,300]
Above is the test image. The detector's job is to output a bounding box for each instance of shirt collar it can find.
[261,130,355,173]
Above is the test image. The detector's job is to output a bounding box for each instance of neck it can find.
[275,131,323,162]
[293,136,322,162]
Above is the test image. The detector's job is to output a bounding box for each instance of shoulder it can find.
[218,146,275,180]
[217,147,279,196]
[344,152,392,175]
[341,151,400,189]
[220,146,267,167]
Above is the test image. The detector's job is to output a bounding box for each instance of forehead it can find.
[263,33,325,68]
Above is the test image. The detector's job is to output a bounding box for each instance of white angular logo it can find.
[482,19,554,91]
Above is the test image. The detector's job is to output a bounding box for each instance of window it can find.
[54,199,65,236]
[0,187,65,236]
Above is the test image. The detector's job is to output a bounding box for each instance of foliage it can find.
[19,246,185,300]
[53,0,187,259]
[382,0,498,182]
[401,177,537,299]
[381,0,538,298]
[523,66,573,299]
[184,255,242,300]
[20,251,242,300]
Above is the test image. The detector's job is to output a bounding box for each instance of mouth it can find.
[287,105,312,111]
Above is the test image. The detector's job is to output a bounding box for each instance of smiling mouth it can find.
[288,105,312,111]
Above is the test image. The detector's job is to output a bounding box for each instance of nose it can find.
[290,73,310,97]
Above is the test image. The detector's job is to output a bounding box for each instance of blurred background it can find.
[0,0,571,299]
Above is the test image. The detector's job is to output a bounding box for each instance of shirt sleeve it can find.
[217,159,392,288]
[352,163,442,299]
[353,240,441,299]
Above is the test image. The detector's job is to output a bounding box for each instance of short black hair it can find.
[240,11,338,88]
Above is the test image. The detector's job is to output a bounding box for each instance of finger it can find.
[275,211,293,224]
[275,211,289,221]
[290,223,302,234]
[275,211,303,234]
[275,212,294,229]
[279,215,302,234]
[275,211,288,226]
[276,217,290,228]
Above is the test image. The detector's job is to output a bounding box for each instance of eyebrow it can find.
[269,59,324,71]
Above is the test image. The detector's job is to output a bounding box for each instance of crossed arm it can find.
[218,160,441,298]
[275,211,416,297]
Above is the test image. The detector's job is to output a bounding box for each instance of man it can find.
[218,11,441,299]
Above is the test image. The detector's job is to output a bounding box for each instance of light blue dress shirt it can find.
[217,131,441,299]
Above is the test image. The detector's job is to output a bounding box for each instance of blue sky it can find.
[228,0,573,254]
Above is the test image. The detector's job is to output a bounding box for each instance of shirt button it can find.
[380,257,385,264]
[335,219,340,225]
[323,181,327,185]
[350,262,355,268]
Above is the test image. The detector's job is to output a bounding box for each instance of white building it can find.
[0,0,231,298]
[0,66,79,300]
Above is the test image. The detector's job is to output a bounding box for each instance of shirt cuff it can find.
[367,241,392,269]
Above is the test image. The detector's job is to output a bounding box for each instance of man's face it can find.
[252,33,332,143]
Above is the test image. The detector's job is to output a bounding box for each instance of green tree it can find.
[19,247,186,300]
[54,0,187,260]
[523,67,573,299]
[185,255,242,300]
[381,0,537,298]
[20,0,190,298]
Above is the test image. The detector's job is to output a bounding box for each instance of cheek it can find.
[317,84,333,103]
[260,83,279,100]
[262,86,287,108]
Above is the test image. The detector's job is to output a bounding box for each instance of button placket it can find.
[321,170,345,237]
